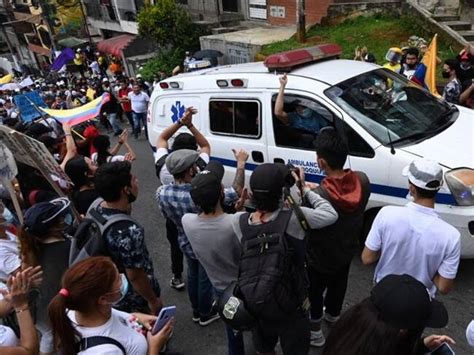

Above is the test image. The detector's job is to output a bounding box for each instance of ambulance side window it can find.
[209,99,260,138]
[271,94,334,149]
[341,122,375,158]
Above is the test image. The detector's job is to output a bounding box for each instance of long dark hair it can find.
[18,222,64,267]
[93,135,111,166]
[323,298,424,355]
[48,257,117,355]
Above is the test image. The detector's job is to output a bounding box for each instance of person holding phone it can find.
[323,274,455,355]
[48,257,174,355]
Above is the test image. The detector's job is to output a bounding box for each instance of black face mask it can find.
[442,71,450,79]
[127,191,137,204]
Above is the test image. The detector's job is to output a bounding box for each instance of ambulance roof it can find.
[177,59,379,86]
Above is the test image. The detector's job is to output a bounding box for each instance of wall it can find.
[267,0,333,26]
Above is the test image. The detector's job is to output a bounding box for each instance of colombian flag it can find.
[411,34,439,96]
[40,93,110,126]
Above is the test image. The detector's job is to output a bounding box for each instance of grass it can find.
[260,15,461,82]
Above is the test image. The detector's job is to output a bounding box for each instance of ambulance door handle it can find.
[252,151,264,163]
[274,158,284,164]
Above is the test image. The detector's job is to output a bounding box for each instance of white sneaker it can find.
[324,312,340,324]
[310,330,326,347]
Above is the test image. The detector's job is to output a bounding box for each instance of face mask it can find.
[110,274,129,305]
[441,71,450,79]
[301,108,312,118]
[63,213,73,226]
[1,207,15,226]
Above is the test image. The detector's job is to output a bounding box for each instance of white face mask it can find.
[1,207,15,226]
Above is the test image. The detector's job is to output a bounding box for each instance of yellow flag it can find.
[421,34,439,96]
[0,74,13,84]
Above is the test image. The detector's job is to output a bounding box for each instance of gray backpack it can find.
[69,198,134,266]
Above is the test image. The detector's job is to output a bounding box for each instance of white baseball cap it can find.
[402,158,443,191]
[102,77,109,83]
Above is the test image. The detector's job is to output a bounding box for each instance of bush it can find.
[138,48,183,82]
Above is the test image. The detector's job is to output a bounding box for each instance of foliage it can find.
[137,0,200,51]
[138,48,183,82]
[261,15,459,66]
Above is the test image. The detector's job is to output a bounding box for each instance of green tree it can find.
[137,0,200,51]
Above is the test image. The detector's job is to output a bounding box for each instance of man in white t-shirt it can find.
[126,84,149,139]
[154,107,210,290]
[362,158,461,296]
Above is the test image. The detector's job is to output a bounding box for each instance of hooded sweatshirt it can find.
[306,170,370,273]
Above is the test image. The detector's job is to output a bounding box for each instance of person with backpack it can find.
[182,160,249,355]
[157,148,246,326]
[19,197,74,354]
[230,163,338,355]
[154,107,210,291]
[90,161,163,315]
[306,129,371,347]
[48,256,173,355]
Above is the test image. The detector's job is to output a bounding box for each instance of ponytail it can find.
[47,256,117,354]
[93,135,112,166]
[48,293,78,355]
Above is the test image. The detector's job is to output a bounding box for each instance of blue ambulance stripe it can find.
[210,156,457,206]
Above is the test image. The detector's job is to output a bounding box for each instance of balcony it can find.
[118,8,136,22]
[84,2,118,22]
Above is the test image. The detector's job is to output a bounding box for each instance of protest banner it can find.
[0,125,71,197]
[0,143,23,223]
[13,91,47,122]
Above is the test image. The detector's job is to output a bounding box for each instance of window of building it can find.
[209,99,260,138]
[272,94,335,150]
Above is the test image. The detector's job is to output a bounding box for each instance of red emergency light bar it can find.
[264,44,342,71]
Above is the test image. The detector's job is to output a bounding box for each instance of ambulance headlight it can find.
[445,168,474,206]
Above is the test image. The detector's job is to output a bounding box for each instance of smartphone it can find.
[151,306,176,335]
[431,342,455,355]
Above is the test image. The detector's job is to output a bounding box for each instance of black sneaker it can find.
[170,277,185,290]
[199,310,220,326]
[192,311,200,323]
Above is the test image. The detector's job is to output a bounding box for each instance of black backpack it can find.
[237,210,308,321]
[75,336,126,354]
[69,198,134,266]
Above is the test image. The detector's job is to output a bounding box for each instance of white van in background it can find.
[147,45,474,257]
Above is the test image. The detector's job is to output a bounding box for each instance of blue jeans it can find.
[185,256,213,316]
[107,112,122,134]
[215,288,246,355]
[132,111,146,137]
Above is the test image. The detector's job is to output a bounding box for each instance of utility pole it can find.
[296,0,306,43]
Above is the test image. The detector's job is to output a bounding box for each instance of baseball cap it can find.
[190,161,225,208]
[24,197,71,236]
[171,133,197,151]
[370,274,448,330]
[102,77,110,83]
[402,158,443,191]
[250,163,289,196]
[165,149,199,175]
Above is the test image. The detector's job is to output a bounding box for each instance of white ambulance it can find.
[147,44,474,257]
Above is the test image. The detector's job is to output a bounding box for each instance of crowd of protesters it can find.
[0,43,471,355]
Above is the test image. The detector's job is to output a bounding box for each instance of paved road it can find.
[124,133,473,355]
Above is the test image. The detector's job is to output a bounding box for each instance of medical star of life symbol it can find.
[171,101,186,123]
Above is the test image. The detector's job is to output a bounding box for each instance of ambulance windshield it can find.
[325,68,458,147]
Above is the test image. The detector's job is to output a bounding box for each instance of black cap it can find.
[250,163,289,196]
[190,161,224,209]
[370,274,448,330]
[24,197,71,236]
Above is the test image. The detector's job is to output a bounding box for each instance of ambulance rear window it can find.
[209,99,260,138]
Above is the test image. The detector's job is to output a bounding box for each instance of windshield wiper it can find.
[389,131,429,146]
